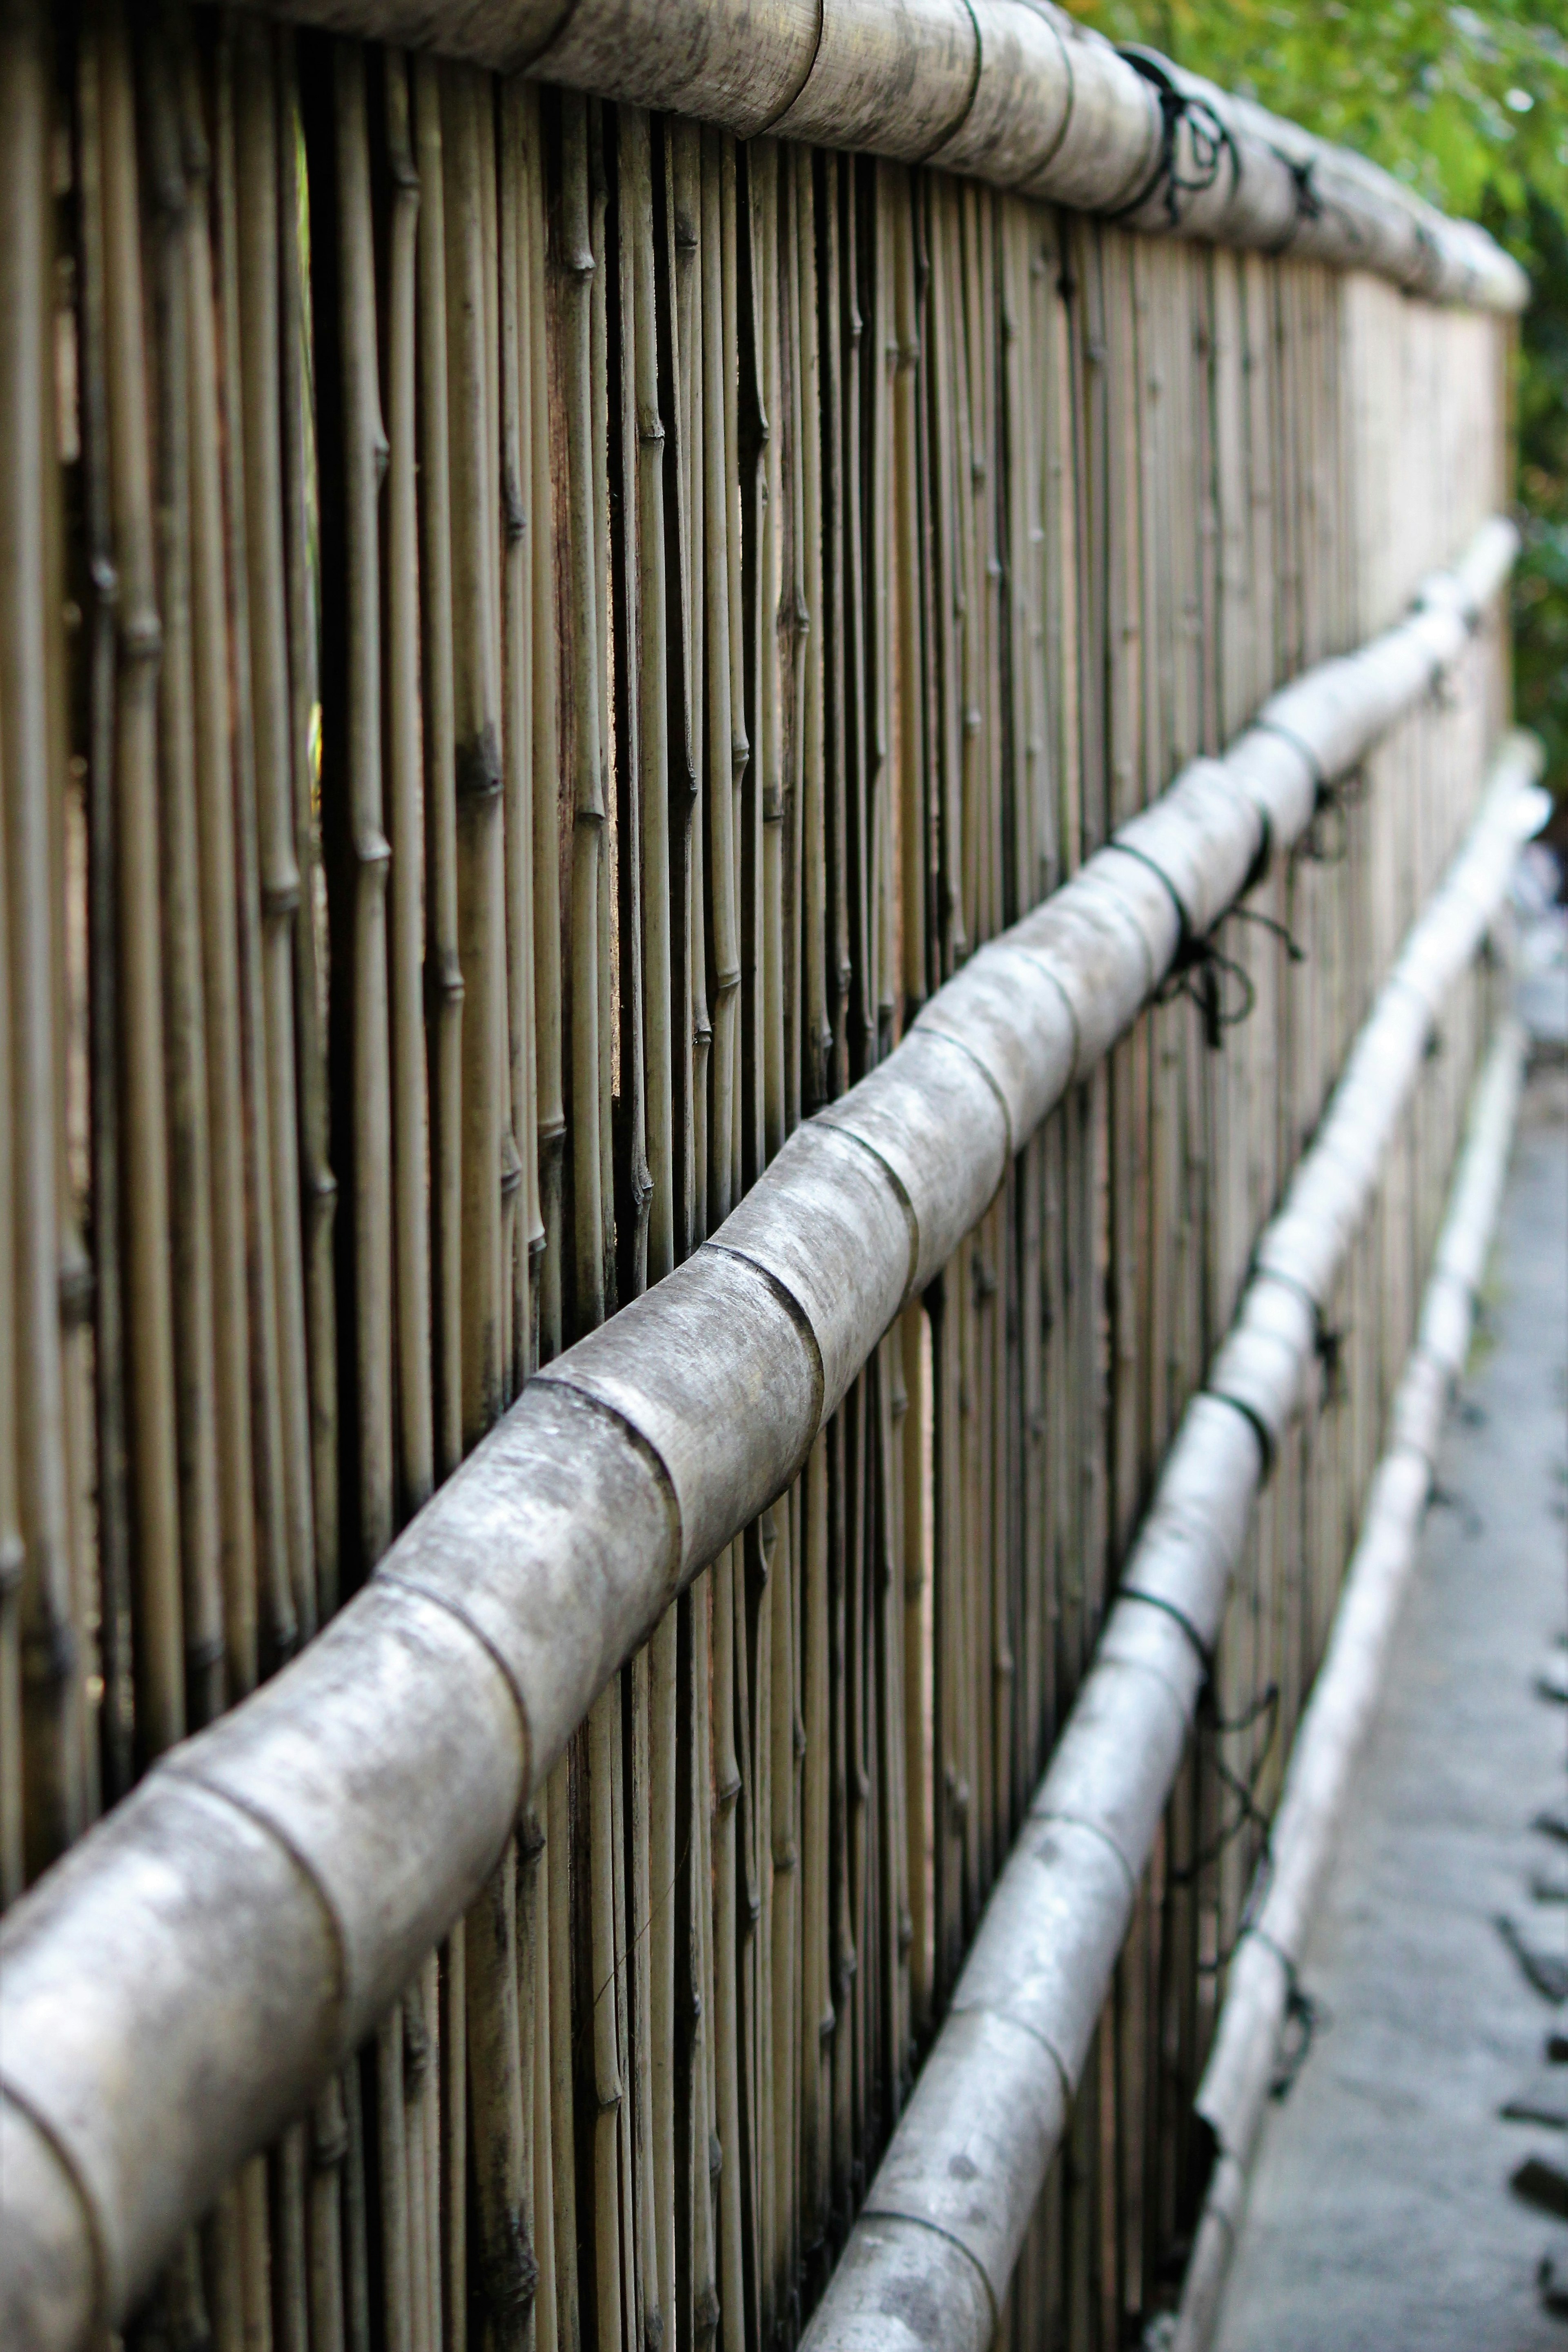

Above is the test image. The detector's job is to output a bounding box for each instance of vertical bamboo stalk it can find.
[521,90,561,1366]
[177,16,260,1711]
[560,94,605,1338]
[712,1539,746,2352]
[277,31,340,1626]
[499,80,539,1392]
[588,109,616,1333]
[700,132,739,1227]
[768,1487,798,2317]
[413,58,465,1468]
[100,0,183,1774]
[145,27,224,1737]
[218,21,294,1680]
[586,1679,625,2352]
[74,10,136,1807]
[236,17,318,1641]
[442,64,507,1448]
[383,55,434,1517]
[546,1758,579,2352]
[468,1837,532,2349]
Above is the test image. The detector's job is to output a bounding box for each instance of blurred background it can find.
[1067,0,1568,873]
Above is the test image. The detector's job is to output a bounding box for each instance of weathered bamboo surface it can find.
[228,0,1527,312]
[1165,1013,1530,2352]
[0,7,1521,2350]
[798,741,1546,2351]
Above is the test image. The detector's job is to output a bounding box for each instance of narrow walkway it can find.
[1216,1057,1568,2352]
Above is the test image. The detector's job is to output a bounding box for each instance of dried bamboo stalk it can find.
[145,28,224,1737]
[100,0,183,1771]
[334,40,394,1569]
[276,31,341,1627]
[444,65,508,1448]
[237,18,319,1644]
[218,21,295,1678]
[383,55,435,1518]
[413,58,466,1484]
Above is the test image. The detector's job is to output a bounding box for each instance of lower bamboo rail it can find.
[798,740,1546,2352]
[1164,1015,1530,2352]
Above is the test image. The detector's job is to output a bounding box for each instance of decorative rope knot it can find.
[1178,1676,1281,1899]
[1115,50,1241,230]
[1158,905,1305,1050]
[1269,1962,1328,2100]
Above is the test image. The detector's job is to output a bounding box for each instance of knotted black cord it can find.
[1315,1314,1349,1405]
[1109,835,1281,1051]
[1269,1964,1328,2099]
[1112,51,1241,230]
[1266,148,1323,257]
[1227,902,1307,964]
[1176,1676,1280,1895]
[1159,937,1257,1051]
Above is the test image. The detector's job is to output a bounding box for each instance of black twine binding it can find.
[1267,148,1323,256]
[1177,1677,1281,1893]
[1113,51,1241,230]
[1111,831,1304,1053]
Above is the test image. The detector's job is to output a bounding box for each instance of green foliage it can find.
[1067,0,1568,805]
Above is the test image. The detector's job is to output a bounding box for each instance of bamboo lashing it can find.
[0,539,1525,2352]
[799,741,1547,2352]
[1166,1016,1530,2352]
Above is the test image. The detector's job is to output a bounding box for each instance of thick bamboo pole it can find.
[0,529,1526,2350]
[1167,1016,1529,2352]
[212,0,1523,307]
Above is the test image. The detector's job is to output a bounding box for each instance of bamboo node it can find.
[57,1249,95,1327]
[455,726,503,802]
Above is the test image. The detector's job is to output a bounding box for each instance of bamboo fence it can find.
[0,4,1529,2351]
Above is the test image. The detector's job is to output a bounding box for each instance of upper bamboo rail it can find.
[243,0,1528,309]
[798,738,1547,2351]
[0,515,1519,2352]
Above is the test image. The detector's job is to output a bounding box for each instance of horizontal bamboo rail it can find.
[1166,1014,1529,2352]
[0,532,1524,2352]
[799,741,1547,2352]
[247,0,1527,310]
